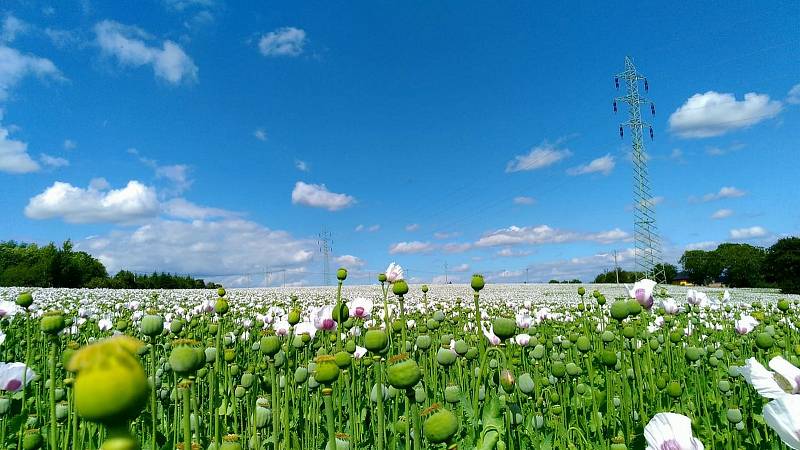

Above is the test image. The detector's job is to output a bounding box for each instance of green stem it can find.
[323,389,336,450]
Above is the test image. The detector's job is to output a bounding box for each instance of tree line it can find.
[592,237,800,294]
[0,240,220,289]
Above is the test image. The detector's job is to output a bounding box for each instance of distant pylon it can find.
[614,56,666,284]
[318,230,333,286]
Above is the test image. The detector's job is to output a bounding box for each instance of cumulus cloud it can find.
[505,141,572,173]
[668,91,782,138]
[451,263,470,273]
[567,154,615,176]
[258,27,306,57]
[0,117,40,173]
[513,196,535,205]
[39,153,69,168]
[354,224,380,232]
[433,231,460,239]
[0,45,63,101]
[291,181,355,211]
[474,224,629,247]
[496,248,532,258]
[685,241,718,251]
[335,254,365,268]
[253,128,267,141]
[76,218,314,276]
[691,186,746,203]
[710,208,733,220]
[1,15,28,42]
[730,226,767,239]
[94,20,198,84]
[405,223,420,232]
[25,180,160,223]
[786,83,800,105]
[389,241,434,255]
[162,197,238,220]
[442,242,472,253]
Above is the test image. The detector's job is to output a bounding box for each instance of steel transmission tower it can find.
[614,56,666,284]
[317,230,333,286]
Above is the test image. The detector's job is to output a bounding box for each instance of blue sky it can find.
[1,1,798,286]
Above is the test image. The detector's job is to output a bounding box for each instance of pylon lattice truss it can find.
[615,56,666,284]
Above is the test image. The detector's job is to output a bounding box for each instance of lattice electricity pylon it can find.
[614,56,666,284]
[317,230,333,286]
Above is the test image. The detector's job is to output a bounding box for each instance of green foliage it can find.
[0,240,216,289]
[763,237,800,294]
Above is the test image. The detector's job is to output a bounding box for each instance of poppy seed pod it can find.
[378,273,387,283]
[260,336,280,357]
[337,267,348,281]
[68,336,149,425]
[578,287,586,297]
[392,280,409,296]
[16,292,33,308]
[610,301,628,322]
[421,285,429,293]
[215,298,229,316]
[288,309,301,325]
[169,341,204,376]
[217,288,226,297]
[386,354,421,389]
[313,355,340,385]
[471,274,485,291]
[40,310,65,335]
[364,329,388,353]
[141,314,164,338]
[436,347,456,367]
[492,318,517,340]
[423,407,459,444]
[22,430,43,450]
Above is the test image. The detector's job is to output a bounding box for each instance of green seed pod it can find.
[436,348,457,367]
[600,350,617,367]
[626,300,642,317]
[492,317,517,340]
[500,369,515,393]
[336,267,348,281]
[726,408,743,424]
[288,309,301,325]
[566,362,581,377]
[423,408,459,444]
[392,280,409,296]
[622,326,635,339]
[344,339,356,353]
[40,311,65,335]
[666,381,682,398]
[215,298,229,315]
[518,373,535,395]
[365,329,389,353]
[224,348,236,362]
[471,274,485,291]
[777,298,790,312]
[755,332,774,349]
[22,430,44,450]
[69,336,149,425]
[414,386,427,403]
[551,361,566,378]
[294,366,308,384]
[669,330,683,344]
[395,416,408,433]
[685,347,702,362]
[576,336,592,353]
[610,301,628,321]
[454,339,468,355]
[170,319,184,335]
[426,318,440,330]
[313,356,340,385]
[240,372,255,389]
[578,287,586,296]
[601,330,615,343]
[141,315,164,337]
[169,343,204,376]
[532,344,546,360]
[386,356,421,389]
[334,351,352,368]
[333,303,349,322]
[416,335,432,350]
[260,336,281,357]
[204,347,217,364]
[444,385,461,403]
[465,347,479,361]
[16,292,33,308]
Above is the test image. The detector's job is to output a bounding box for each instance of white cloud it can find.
[63,139,77,150]
[355,224,380,232]
[76,218,313,276]
[162,197,238,220]
[692,186,746,203]
[253,128,267,141]
[25,180,160,223]
[567,154,615,176]
[433,231,460,239]
[513,196,535,205]
[163,0,215,11]
[0,117,40,173]
[335,254,365,268]
[405,223,420,232]
[496,248,532,258]
[685,241,718,251]
[442,242,472,253]
[39,153,69,168]
[258,27,306,57]
[786,83,800,105]
[291,181,355,211]
[451,263,470,273]
[730,226,767,239]
[668,91,782,138]
[389,241,434,255]
[0,45,63,101]
[711,208,733,220]
[1,15,28,42]
[475,224,629,247]
[505,141,572,173]
[94,20,198,84]
[295,160,309,172]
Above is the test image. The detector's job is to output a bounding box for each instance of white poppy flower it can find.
[644,412,704,450]
[763,394,800,450]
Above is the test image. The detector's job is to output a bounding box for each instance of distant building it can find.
[672,271,692,286]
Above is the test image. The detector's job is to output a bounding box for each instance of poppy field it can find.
[0,264,799,450]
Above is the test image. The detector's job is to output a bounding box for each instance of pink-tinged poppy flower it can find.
[348,297,373,319]
[385,263,404,283]
[644,412,704,450]
[0,362,36,392]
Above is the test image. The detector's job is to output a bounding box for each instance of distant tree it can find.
[548,279,560,284]
[763,237,800,294]
[680,250,715,285]
[654,263,678,284]
[714,243,766,288]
